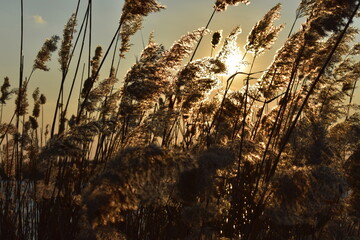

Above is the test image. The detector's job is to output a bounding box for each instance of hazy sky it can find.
[0,0,359,121]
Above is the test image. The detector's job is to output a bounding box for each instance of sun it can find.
[224,49,244,76]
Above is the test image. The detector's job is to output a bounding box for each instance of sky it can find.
[0,0,359,122]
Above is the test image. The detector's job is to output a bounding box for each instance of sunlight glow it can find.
[224,49,244,76]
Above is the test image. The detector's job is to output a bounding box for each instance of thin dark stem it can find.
[0,112,16,145]
[0,104,3,122]
[51,74,66,137]
[61,4,90,134]
[110,34,120,77]
[288,12,300,38]
[115,55,122,78]
[237,55,257,174]
[250,70,280,139]
[77,63,86,115]
[140,29,146,49]
[346,75,358,119]
[15,0,24,235]
[189,8,216,62]
[41,104,44,147]
[16,0,24,130]
[88,0,92,78]
[51,2,83,137]
[16,0,24,172]
[76,17,125,123]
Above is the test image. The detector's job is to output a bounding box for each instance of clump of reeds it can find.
[1,0,360,239]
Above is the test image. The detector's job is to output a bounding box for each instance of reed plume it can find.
[0,77,12,104]
[33,35,60,71]
[59,14,77,72]
[214,0,250,11]
[119,0,165,58]
[245,4,284,55]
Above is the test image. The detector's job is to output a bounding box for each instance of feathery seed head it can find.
[122,0,165,17]
[101,89,121,117]
[0,77,13,104]
[81,77,93,99]
[91,46,103,80]
[32,87,40,101]
[39,94,46,105]
[119,0,165,58]
[214,0,250,12]
[300,0,359,43]
[84,77,117,113]
[29,116,38,130]
[176,57,224,112]
[161,28,210,69]
[15,87,29,116]
[211,30,222,48]
[59,14,77,72]
[33,102,40,118]
[33,35,60,71]
[121,40,168,112]
[245,4,284,55]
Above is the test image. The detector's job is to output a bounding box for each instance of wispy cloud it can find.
[32,15,47,24]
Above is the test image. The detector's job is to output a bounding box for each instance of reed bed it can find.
[1,0,360,239]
